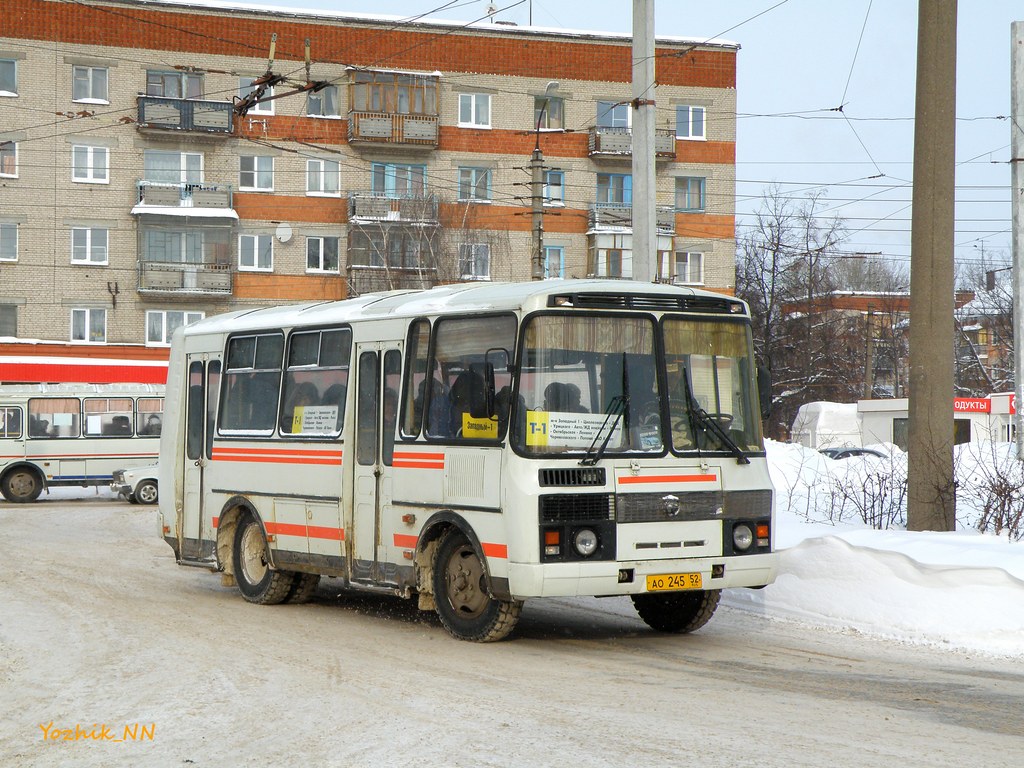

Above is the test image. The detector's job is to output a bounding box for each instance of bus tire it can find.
[284,572,320,604]
[1,466,44,503]
[432,529,521,642]
[631,589,721,633]
[232,512,294,605]
[134,480,159,505]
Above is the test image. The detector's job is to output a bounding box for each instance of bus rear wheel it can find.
[232,513,294,605]
[631,589,721,633]
[432,529,521,642]
[1,467,43,503]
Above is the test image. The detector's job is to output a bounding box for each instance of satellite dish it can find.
[275,223,292,243]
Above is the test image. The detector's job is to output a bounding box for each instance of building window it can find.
[0,59,16,96]
[371,163,426,197]
[71,308,106,343]
[458,92,491,128]
[350,228,433,270]
[143,229,203,264]
[675,176,706,212]
[144,150,203,184]
[458,243,490,280]
[0,141,15,177]
[596,100,629,128]
[676,105,706,140]
[307,85,339,117]
[146,70,203,99]
[72,145,108,184]
[543,170,564,205]
[307,158,340,196]
[146,310,204,346]
[543,245,564,278]
[71,227,108,265]
[535,95,564,129]
[239,155,273,191]
[0,305,16,337]
[674,251,704,285]
[72,65,108,103]
[239,234,273,271]
[597,173,632,205]
[590,233,632,278]
[457,167,491,202]
[306,236,340,272]
[351,71,438,115]
[239,76,273,114]
[0,223,17,262]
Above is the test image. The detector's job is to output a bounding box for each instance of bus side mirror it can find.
[757,365,771,419]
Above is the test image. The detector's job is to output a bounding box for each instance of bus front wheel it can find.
[631,589,721,633]
[1,467,43,503]
[432,529,522,642]
[232,512,294,605]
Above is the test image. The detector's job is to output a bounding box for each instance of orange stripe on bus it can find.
[392,460,445,469]
[481,542,508,559]
[264,521,307,538]
[306,524,345,541]
[393,533,418,548]
[392,451,445,460]
[212,447,343,458]
[618,474,717,484]
[212,454,343,466]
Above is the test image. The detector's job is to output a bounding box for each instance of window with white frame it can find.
[146,70,203,99]
[596,100,629,128]
[72,145,108,183]
[306,235,340,272]
[458,92,491,128]
[71,227,108,265]
[543,245,564,278]
[543,170,564,205]
[676,105,706,140]
[535,95,564,129]
[72,65,108,103]
[307,85,339,117]
[674,252,704,285]
[239,76,273,114]
[71,308,106,343]
[0,141,16,177]
[239,234,273,271]
[0,59,16,96]
[458,243,490,280]
[0,223,17,261]
[675,176,706,212]
[239,155,273,191]
[307,158,340,196]
[146,310,204,346]
[144,150,202,184]
[457,167,491,201]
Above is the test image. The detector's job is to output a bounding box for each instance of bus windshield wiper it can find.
[681,368,749,465]
[579,395,627,466]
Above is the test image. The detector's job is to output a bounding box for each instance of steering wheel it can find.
[637,401,661,428]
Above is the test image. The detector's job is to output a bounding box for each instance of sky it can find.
[175,0,1024,281]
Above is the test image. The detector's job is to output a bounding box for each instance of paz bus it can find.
[158,280,777,641]
[0,383,164,503]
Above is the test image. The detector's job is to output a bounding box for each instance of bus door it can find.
[181,354,220,561]
[351,344,402,584]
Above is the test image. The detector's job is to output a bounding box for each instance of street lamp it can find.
[531,81,559,280]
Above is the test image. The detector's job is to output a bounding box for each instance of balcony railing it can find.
[138,261,232,294]
[589,203,676,235]
[346,264,438,294]
[588,127,676,160]
[348,112,439,148]
[137,96,234,134]
[135,181,233,210]
[348,192,439,223]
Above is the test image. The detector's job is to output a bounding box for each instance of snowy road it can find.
[1,500,1021,768]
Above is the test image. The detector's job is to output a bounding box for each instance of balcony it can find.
[138,261,232,294]
[133,181,236,217]
[588,127,676,160]
[137,96,234,135]
[348,192,439,224]
[589,203,676,235]
[348,112,439,149]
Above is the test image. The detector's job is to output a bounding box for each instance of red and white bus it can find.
[159,280,778,641]
[0,383,164,503]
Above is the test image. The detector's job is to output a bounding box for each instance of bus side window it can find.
[1,406,21,438]
[401,319,430,438]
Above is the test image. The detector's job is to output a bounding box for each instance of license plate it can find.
[646,572,702,592]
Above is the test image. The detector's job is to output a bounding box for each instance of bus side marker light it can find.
[266,534,276,543]
[402,514,416,525]
[756,524,770,547]
[403,550,414,560]
[544,530,560,556]
[162,525,170,535]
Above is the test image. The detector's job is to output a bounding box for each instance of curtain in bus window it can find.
[83,397,133,436]
[137,397,164,436]
[220,334,283,433]
[279,328,351,436]
[28,398,81,438]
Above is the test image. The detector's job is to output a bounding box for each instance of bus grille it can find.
[538,467,606,487]
[723,489,773,517]
[616,490,724,523]
[539,493,613,523]
[548,292,738,314]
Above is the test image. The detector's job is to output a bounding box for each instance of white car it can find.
[111,464,159,505]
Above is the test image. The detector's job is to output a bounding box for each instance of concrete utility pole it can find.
[1011,21,1024,459]
[631,0,656,283]
[531,81,559,280]
[907,0,957,532]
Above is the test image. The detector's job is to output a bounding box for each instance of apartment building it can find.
[0,0,738,378]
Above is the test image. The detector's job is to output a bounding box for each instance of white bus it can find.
[159,280,778,641]
[0,383,164,503]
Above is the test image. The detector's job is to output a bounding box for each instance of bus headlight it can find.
[573,528,599,557]
[733,524,754,552]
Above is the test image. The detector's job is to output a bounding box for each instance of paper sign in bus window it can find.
[292,405,338,433]
[526,411,622,447]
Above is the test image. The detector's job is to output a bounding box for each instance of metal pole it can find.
[531,146,544,279]
[1011,21,1024,459]
[631,0,656,282]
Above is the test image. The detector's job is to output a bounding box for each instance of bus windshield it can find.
[514,314,763,457]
